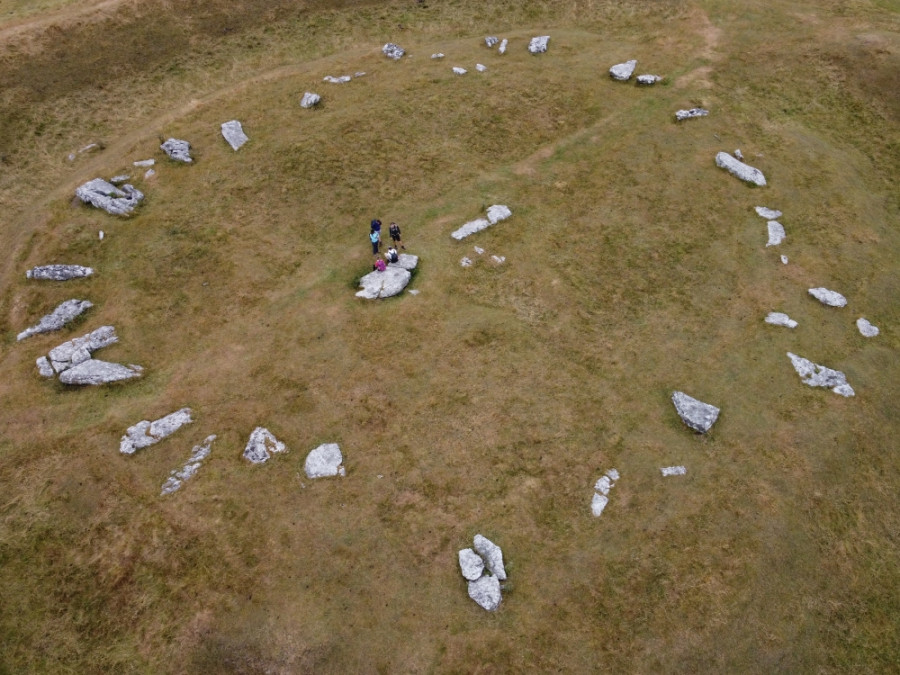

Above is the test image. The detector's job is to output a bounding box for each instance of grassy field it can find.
[0,0,898,672]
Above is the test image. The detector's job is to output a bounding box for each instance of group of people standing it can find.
[369,219,405,271]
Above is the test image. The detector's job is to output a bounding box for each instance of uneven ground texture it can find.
[1,0,898,672]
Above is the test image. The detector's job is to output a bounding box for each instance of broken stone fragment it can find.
[636,74,661,85]
[765,312,798,328]
[356,266,411,299]
[161,434,216,495]
[383,43,405,59]
[76,178,144,216]
[486,204,512,224]
[452,67,467,75]
[47,325,118,373]
[672,391,720,433]
[781,255,789,264]
[110,174,130,184]
[476,63,487,72]
[485,36,499,48]
[734,149,744,160]
[221,120,249,151]
[431,53,444,59]
[133,158,155,167]
[17,299,93,341]
[120,407,193,455]
[594,475,612,495]
[58,359,142,385]
[467,575,502,611]
[856,318,879,337]
[715,152,766,186]
[473,534,506,580]
[591,493,609,517]
[36,357,54,378]
[499,39,508,54]
[458,548,485,581]
[300,92,321,108]
[451,205,512,240]
[304,443,345,478]
[808,287,847,307]
[528,36,550,54]
[755,206,781,219]
[323,75,351,83]
[26,265,93,281]
[243,427,288,463]
[675,108,708,121]
[609,59,637,81]
[460,257,473,267]
[766,220,785,246]
[787,352,854,397]
[661,466,687,476]
[160,138,193,163]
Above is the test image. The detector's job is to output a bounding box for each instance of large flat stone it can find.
[715,152,766,186]
[243,427,287,463]
[356,266,411,299]
[47,325,118,373]
[528,36,550,54]
[160,138,192,163]
[458,548,485,581]
[672,391,720,433]
[221,120,249,151]
[609,59,637,81]
[467,575,501,611]
[58,359,143,385]
[304,443,345,478]
[17,299,93,341]
[120,408,193,455]
[787,352,854,397]
[76,178,144,216]
[26,265,94,281]
[473,534,506,581]
[809,287,847,307]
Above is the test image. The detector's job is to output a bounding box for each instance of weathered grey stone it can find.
[133,158,155,167]
[383,43,405,60]
[75,178,144,215]
[856,318,879,337]
[110,174,130,184]
[304,443,345,478]
[323,75,351,83]
[606,468,620,481]
[431,53,445,59]
[808,287,847,307]
[473,534,506,580]
[476,63,487,72]
[356,266,411,299]
[144,168,156,180]
[221,120,249,151]
[243,427,287,463]
[609,59,637,81]
[675,108,709,121]
[99,230,104,240]
[58,359,142,385]
[120,407,193,455]
[160,138,193,163]
[467,575,501,611]
[594,475,612,495]
[389,253,418,271]
[529,36,550,54]
[491,255,505,264]
[452,218,489,240]
[636,74,661,85]
[672,391,720,433]
[765,312,798,328]
[161,434,216,495]
[734,149,744,160]
[766,220,785,246]
[487,204,512,224]
[47,325,118,373]
[36,356,54,378]
[458,548,485,581]
[485,36,499,48]
[18,299,93,341]
[354,71,366,78]
[452,67,467,75]
[460,257,473,267]
[781,255,789,264]
[26,265,93,281]
[715,152,766,186]
[661,466,687,476]
[300,92,321,108]
[498,39,508,54]
[474,246,485,255]
[591,493,609,517]
[787,352,854,397]
[755,206,782,219]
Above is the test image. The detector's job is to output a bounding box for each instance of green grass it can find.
[0,0,898,672]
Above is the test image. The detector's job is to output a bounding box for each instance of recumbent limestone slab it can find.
[304,443,345,478]
[120,408,193,455]
[672,391,720,433]
[75,179,144,216]
[17,299,93,341]
[243,427,287,463]
[715,152,766,186]
[221,120,249,151]
[609,60,637,81]
[160,138,192,163]
[787,352,854,397]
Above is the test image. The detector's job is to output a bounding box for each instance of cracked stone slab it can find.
[300,92,321,108]
[120,408,193,455]
[755,206,782,219]
[18,299,93,341]
[458,548,485,581]
[304,443,345,478]
[58,359,143,385]
[473,534,506,580]
[47,325,118,373]
[765,312,798,328]
[26,265,93,281]
[809,287,847,307]
[766,221,785,246]
[528,36,550,54]
[609,59,637,80]
[243,427,288,463]
[672,391,720,433]
[451,205,511,239]
[592,469,618,516]
[383,43,405,59]
[675,108,709,121]
[787,352,854,397]
[715,152,766,186]
[856,318,879,337]
[76,178,144,216]
[221,120,249,151]
[356,266,411,299]
[160,138,193,163]
[389,253,418,271]
[485,36,499,48]
[161,434,216,495]
[467,574,501,611]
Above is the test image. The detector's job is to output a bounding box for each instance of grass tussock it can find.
[0,0,898,672]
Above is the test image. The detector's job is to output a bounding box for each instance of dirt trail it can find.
[0,0,131,46]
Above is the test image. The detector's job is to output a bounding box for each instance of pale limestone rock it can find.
[485,36,499,48]
[675,108,708,121]
[453,67,467,75]
[323,75,351,83]
[26,264,93,281]
[591,493,609,517]
[715,152,766,186]
[609,60,637,81]
[856,318,879,337]
[36,357,54,378]
[766,221,785,246]
[734,149,744,160]
[243,427,287,463]
[498,39,508,55]
[144,169,156,180]
[529,36,550,54]
[58,360,142,385]
[787,352,854,397]
[356,266,411,299]
[304,443,345,478]
[467,575,501,611]
[18,299,93,341]
[781,255,789,264]
[661,466,687,476]
[452,218,489,240]
[76,178,144,215]
[110,174,130,184]
[606,468,620,481]
[491,255,505,264]
[487,204,512,224]
[47,325,117,373]
[431,53,444,59]
[389,253,418,271]
[474,246,485,255]
[672,391,720,433]
[120,408,193,455]
[636,74,661,85]
[383,43,405,60]
[161,435,216,495]
[460,257,473,267]
[476,63,487,72]
[300,92,321,108]
[755,206,782,219]
[473,534,506,580]
[594,475,612,495]
[458,548,485,581]
[809,287,847,307]
[765,312,798,328]
[221,120,249,151]
[160,138,192,163]
[133,159,155,167]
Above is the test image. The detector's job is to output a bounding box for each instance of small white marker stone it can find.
[661,466,687,476]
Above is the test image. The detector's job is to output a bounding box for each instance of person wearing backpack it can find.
[386,246,399,264]
[388,222,405,249]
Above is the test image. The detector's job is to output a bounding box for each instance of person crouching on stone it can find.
[373,257,387,272]
[386,246,399,264]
